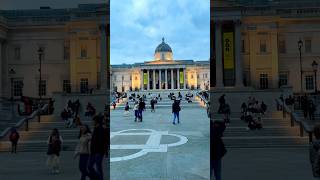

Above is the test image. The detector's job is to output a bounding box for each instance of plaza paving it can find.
[110,93,210,180]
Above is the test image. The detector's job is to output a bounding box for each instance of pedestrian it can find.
[46,128,63,174]
[302,95,309,119]
[74,125,92,180]
[124,102,130,116]
[9,127,20,153]
[211,120,227,180]
[218,94,226,113]
[309,100,316,120]
[150,98,155,112]
[134,101,139,122]
[223,104,231,124]
[310,124,320,177]
[88,115,108,180]
[172,100,181,124]
[138,98,145,122]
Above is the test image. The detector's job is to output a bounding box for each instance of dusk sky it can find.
[0,0,105,9]
[111,0,210,65]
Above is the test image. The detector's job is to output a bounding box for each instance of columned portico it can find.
[235,20,244,88]
[165,69,168,89]
[170,69,174,90]
[215,21,224,88]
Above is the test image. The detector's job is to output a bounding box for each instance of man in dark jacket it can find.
[172,100,181,124]
[88,115,108,180]
[211,120,227,180]
[138,98,145,122]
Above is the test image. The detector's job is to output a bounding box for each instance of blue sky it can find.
[111,0,210,65]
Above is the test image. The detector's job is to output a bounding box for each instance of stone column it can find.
[171,69,174,89]
[177,69,180,89]
[153,69,156,90]
[99,24,107,91]
[165,69,168,89]
[159,70,162,90]
[140,70,144,90]
[147,70,150,90]
[235,20,244,88]
[215,21,223,88]
[183,69,186,89]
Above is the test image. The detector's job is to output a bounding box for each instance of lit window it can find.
[80,78,88,93]
[38,80,46,96]
[13,79,23,96]
[259,73,268,89]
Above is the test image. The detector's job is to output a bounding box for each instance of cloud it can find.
[111,0,210,64]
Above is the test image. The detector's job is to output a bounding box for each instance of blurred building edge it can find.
[0,3,109,100]
[211,0,320,95]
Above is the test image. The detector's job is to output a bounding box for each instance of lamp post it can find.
[37,47,43,122]
[121,75,124,92]
[298,39,303,94]
[312,60,318,94]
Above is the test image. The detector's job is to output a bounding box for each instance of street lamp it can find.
[298,39,303,94]
[37,47,44,122]
[121,75,124,92]
[312,60,318,94]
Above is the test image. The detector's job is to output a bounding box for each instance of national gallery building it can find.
[111,38,210,92]
[212,0,320,93]
[0,4,108,99]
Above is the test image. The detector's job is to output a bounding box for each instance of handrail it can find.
[0,104,49,139]
[276,98,314,142]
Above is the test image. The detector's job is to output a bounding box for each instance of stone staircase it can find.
[0,114,93,152]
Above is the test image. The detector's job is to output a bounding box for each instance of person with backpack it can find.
[172,100,181,124]
[211,120,227,180]
[150,98,155,112]
[124,102,130,116]
[133,101,139,122]
[46,128,63,174]
[138,98,145,122]
[74,124,92,180]
[310,124,320,177]
[9,127,20,153]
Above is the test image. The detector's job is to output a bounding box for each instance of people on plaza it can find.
[211,120,227,180]
[74,124,92,180]
[138,98,145,122]
[9,127,20,153]
[150,98,156,112]
[222,103,231,124]
[172,99,181,124]
[85,103,96,120]
[310,124,320,177]
[46,128,63,174]
[88,115,108,180]
[134,101,140,122]
[124,102,130,116]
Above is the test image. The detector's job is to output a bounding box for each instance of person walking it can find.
[150,98,155,112]
[211,120,227,180]
[46,128,63,174]
[133,101,139,122]
[172,100,181,125]
[138,98,145,122]
[124,102,130,116]
[9,127,20,153]
[88,115,108,180]
[310,124,320,178]
[74,125,92,180]
[309,100,316,120]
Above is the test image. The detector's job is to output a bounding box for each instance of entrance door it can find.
[259,73,268,89]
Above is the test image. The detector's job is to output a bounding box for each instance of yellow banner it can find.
[143,73,147,85]
[179,71,184,84]
[223,32,234,69]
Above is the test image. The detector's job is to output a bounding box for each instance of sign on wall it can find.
[143,72,148,85]
[223,32,235,69]
[179,71,184,84]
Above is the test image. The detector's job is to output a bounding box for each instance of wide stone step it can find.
[223,136,308,148]
[0,140,77,152]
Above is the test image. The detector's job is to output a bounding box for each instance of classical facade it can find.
[111,38,210,92]
[0,3,108,99]
[212,0,320,93]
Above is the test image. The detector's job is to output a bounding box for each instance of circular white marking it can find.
[110,129,188,162]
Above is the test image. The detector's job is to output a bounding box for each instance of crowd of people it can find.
[240,97,267,130]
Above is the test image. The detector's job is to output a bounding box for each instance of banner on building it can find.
[179,71,184,84]
[143,72,147,85]
[223,32,235,69]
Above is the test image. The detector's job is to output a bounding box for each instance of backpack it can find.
[10,132,18,141]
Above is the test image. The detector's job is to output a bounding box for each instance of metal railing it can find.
[0,104,48,139]
[275,98,314,142]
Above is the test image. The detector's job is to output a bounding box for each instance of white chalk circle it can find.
[110,129,188,162]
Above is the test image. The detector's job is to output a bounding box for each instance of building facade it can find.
[212,0,320,93]
[0,3,108,99]
[111,38,210,92]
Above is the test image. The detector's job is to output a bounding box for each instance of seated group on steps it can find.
[240,96,267,130]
